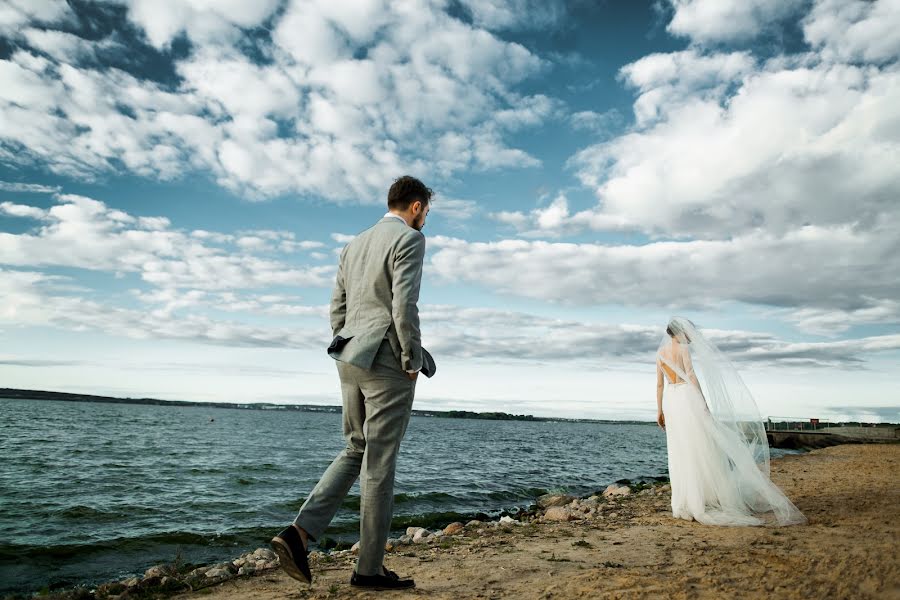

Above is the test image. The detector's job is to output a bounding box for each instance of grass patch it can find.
[546,553,572,563]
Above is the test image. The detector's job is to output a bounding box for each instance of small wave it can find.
[0,527,277,563]
[46,504,161,523]
[275,490,474,512]
[239,463,280,472]
[485,487,550,502]
[188,467,227,475]
[394,491,456,504]
[54,505,115,521]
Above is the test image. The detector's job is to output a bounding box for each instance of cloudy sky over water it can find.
[1,0,898,421]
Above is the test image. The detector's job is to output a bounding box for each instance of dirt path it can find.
[177,445,900,600]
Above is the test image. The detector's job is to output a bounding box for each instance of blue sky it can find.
[1,0,898,421]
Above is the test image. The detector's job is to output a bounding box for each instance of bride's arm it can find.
[656,363,665,429]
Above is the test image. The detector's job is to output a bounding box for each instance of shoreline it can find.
[0,390,652,424]
[4,472,673,598]
[15,444,900,599]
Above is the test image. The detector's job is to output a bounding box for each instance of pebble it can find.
[143,566,166,580]
[537,493,576,509]
[602,484,632,497]
[443,522,465,535]
[205,567,231,579]
[253,547,276,561]
[544,506,573,522]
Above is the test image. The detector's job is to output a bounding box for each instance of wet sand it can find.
[177,444,900,600]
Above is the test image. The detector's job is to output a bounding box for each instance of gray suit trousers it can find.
[294,340,415,576]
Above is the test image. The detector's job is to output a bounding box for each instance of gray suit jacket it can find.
[327,216,435,377]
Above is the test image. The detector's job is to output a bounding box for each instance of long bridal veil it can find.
[657,317,806,526]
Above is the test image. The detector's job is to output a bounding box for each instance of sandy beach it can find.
[170,444,899,600]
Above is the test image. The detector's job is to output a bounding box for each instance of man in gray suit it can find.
[272,176,435,591]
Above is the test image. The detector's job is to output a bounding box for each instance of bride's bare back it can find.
[658,339,693,385]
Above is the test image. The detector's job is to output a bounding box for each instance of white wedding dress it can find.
[658,318,806,527]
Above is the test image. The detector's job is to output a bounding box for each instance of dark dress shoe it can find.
[270,524,312,584]
[350,568,415,590]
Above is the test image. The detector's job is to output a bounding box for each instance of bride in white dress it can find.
[656,317,806,526]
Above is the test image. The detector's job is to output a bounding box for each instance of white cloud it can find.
[563,45,900,239]
[0,1,549,201]
[130,287,330,320]
[0,194,332,290]
[617,50,755,127]
[281,239,326,252]
[490,193,633,237]
[803,0,900,64]
[4,268,895,370]
[421,304,900,368]
[0,201,48,219]
[0,180,60,193]
[777,299,900,335]
[20,27,115,62]
[554,3,900,244]
[456,0,566,31]
[428,218,900,318]
[569,109,623,133]
[666,0,805,44]
[430,197,479,221]
[491,210,530,229]
[0,0,72,36]
[123,0,282,49]
[0,268,327,349]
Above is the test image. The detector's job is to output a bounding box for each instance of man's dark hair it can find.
[387,176,433,211]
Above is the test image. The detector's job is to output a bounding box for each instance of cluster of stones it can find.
[533,481,670,523]
[346,516,524,555]
[187,547,279,583]
[87,548,280,598]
